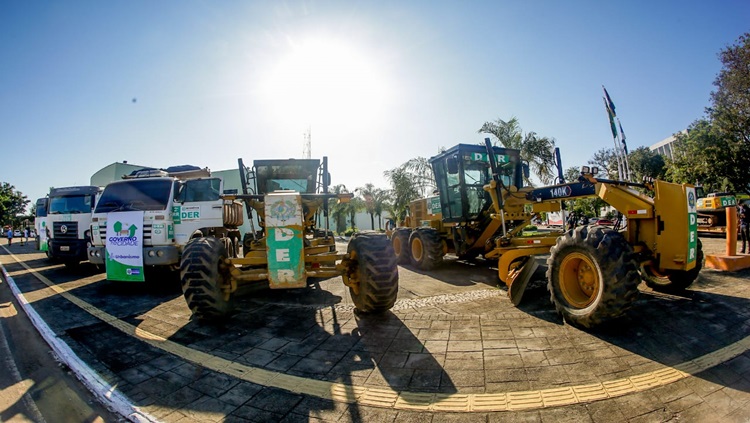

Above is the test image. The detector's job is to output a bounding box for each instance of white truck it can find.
[87,166,243,281]
[46,186,103,267]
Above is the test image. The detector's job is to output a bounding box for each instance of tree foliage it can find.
[0,182,29,227]
[627,146,665,182]
[383,165,422,224]
[479,117,557,185]
[587,148,618,179]
[357,183,378,230]
[666,119,750,193]
[346,197,365,232]
[357,183,390,230]
[329,184,350,234]
[667,33,750,194]
[710,32,750,145]
[400,157,436,197]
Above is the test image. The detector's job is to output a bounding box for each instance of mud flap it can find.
[508,258,539,306]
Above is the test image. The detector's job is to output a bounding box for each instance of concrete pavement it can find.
[1,238,750,422]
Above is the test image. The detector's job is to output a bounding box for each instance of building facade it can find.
[649,130,688,160]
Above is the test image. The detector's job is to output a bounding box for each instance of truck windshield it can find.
[95,179,172,213]
[48,195,93,214]
[255,161,320,194]
[36,200,48,217]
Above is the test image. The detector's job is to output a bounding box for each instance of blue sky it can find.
[2,1,748,207]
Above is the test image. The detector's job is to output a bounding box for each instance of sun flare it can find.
[260,37,389,128]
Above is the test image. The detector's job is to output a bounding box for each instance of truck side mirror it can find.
[447,156,459,174]
[324,172,331,187]
[522,163,530,179]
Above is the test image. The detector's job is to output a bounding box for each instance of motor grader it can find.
[180,157,399,320]
[393,139,701,328]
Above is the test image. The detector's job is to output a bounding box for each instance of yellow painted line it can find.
[4,249,750,413]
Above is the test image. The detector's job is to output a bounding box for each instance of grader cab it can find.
[394,140,702,328]
[179,157,399,320]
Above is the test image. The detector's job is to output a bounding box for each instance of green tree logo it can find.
[113,221,138,237]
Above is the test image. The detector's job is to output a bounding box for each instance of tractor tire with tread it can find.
[546,225,640,329]
[409,228,444,270]
[642,239,703,293]
[347,233,399,313]
[391,228,412,265]
[180,237,234,321]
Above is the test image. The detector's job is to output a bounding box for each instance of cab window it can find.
[176,178,221,203]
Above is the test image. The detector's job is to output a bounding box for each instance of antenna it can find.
[303,125,311,159]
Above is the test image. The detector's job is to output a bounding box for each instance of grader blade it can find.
[508,257,539,306]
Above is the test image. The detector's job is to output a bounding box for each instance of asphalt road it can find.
[0,263,120,423]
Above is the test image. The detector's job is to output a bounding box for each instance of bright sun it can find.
[260,37,389,129]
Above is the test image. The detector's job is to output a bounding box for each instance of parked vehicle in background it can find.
[589,217,614,226]
[13,230,21,237]
[47,186,102,268]
[34,197,49,252]
[695,187,737,236]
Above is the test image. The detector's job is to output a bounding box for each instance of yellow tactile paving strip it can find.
[3,250,750,412]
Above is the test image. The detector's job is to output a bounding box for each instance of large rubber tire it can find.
[180,237,234,321]
[546,225,640,329]
[391,228,412,265]
[642,239,704,293]
[409,228,444,270]
[347,233,399,313]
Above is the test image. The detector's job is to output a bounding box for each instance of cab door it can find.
[172,178,224,239]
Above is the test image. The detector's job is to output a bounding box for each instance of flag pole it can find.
[602,85,630,181]
[603,95,625,180]
[617,117,632,182]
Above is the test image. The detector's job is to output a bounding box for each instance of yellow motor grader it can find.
[180,157,399,320]
[393,139,701,328]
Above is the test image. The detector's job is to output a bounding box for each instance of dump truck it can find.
[179,157,399,320]
[394,140,702,328]
[88,166,242,281]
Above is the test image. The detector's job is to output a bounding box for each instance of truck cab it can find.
[88,166,238,280]
[46,186,102,267]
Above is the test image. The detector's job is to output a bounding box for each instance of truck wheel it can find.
[180,237,234,320]
[347,233,399,313]
[642,239,703,292]
[409,228,444,270]
[391,228,412,264]
[546,226,640,329]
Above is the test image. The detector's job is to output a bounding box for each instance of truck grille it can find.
[98,223,153,244]
[53,221,79,240]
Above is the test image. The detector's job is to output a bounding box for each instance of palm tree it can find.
[329,184,349,234]
[383,166,421,224]
[357,183,378,230]
[479,117,557,185]
[346,197,365,232]
[401,157,436,197]
[372,188,390,230]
